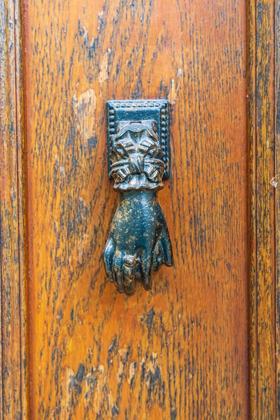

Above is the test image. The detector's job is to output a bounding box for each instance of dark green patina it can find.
[104,100,173,295]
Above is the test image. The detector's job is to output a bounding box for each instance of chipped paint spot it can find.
[168,79,177,105]
[60,367,75,418]
[116,363,124,384]
[72,88,97,145]
[116,348,129,384]
[59,166,65,177]
[99,49,111,85]
[168,77,182,106]
[84,366,108,413]
[145,353,165,408]
[128,362,136,385]
[177,68,183,77]
[270,174,280,188]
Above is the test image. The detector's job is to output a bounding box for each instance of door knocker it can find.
[104,100,173,295]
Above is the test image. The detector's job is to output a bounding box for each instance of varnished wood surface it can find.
[23,0,249,418]
[0,0,27,418]
[248,0,278,418]
[275,0,280,418]
[0,0,277,418]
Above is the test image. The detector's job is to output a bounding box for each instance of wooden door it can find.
[0,0,278,418]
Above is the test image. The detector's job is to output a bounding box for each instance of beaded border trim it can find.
[106,99,170,179]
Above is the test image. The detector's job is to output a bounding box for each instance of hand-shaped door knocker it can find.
[104,100,173,295]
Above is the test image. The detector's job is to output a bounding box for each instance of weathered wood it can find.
[249,0,277,418]
[248,0,258,416]
[23,0,249,418]
[2,0,279,417]
[0,0,27,418]
[275,0,280,418]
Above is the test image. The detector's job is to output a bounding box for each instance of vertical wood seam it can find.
[275,0,280,418]
[249,0,277,418]
[248,0,258,417]
[14,0,27,415]
[0,0,27,417]
[15,0,27,415]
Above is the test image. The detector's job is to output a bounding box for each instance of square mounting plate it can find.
[106,99,170,180]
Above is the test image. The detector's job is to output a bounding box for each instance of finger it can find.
[104,237,115,281]
[140,253,152,291]
[142,273,152,290]
[114,272,125,293]
[123,261,136,296]
[152,241,164,272]
[113,253,124,293]
[159,225,173,266]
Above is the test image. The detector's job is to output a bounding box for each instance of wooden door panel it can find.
[23,0,249,418]
[11,0,280,417]
[22,0,249,418]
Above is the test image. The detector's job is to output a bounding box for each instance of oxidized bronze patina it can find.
[104,100,173,295]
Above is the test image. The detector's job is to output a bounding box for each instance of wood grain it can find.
[248,0,278,418]
[22,0,250,418]
[275,0,280,418]
[0,0,27,418]
[0,0,276,418]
